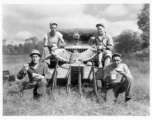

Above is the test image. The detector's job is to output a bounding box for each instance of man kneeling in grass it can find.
[103,53,134,102]
[17,49,52,99]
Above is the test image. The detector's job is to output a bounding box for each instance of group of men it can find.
[17,22,133,102]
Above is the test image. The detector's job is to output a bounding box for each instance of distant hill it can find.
[59,28,96,34]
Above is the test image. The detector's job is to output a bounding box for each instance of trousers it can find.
[18,78,48,98]
[103,76,133,99]
[41,47,51,65]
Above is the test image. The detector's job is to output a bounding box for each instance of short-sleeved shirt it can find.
[17,62,51,82]
[104,63,133,83]
[43,31,63,47]
[94,32,113,51]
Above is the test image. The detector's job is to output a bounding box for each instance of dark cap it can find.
[96,23,105,28]
[112,53,122,59]
[50,22,58,26]
[29,49,41,57]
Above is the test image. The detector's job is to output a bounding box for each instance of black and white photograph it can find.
[2,0,150,117]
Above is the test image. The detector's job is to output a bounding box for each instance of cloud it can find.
[84,4,143,21]
[3,30,8,39]
[2,4,143,45]
[126,4,143,11]
[2,4,86,40]
[103,4,129,17]
[3,4,85,20]
[15,31,33,40]
[106,20,140,36]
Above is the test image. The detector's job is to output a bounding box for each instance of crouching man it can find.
[103,53,134,102]
[17,49,52,99]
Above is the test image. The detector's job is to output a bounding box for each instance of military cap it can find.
[112,53,122,59]
[96,23,105,28]
[50,22,58,26]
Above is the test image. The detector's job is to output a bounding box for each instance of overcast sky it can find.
[2,4,143,45]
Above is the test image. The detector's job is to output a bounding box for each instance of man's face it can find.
[112,56,122,67]
[31,54,40,64]
[97,26,105,36]
[50,24,57,33]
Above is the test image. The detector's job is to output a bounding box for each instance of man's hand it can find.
[91,46,97,52]
[115,70,126,76]
[48,45,58,51]
[97,45,105,51]
[106,46,113,51]
[103,74,110,82]
[22,64,29,71]
[51,47,58,51]
[33,73,44,80]
[62,42,66,46]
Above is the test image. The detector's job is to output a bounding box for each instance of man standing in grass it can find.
[42,22,66,66]
[91,23,113,68]
[103,53,134,102]
[17,49,51,99]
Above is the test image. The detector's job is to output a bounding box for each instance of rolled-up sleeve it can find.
[123,64,133,79]
[17,69,27,80]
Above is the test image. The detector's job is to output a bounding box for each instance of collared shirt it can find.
[43,31,63,47]
[17,62,51,81]
[94,32,113,51]
[104,63,133,83]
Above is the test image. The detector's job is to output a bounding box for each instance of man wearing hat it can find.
[103,53,134,102]
[42,22,66,65]
[90,23,113,68]
[17,49,52,99]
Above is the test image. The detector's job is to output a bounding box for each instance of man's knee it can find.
[126,77,134,84]
[104,56,111,61]
[42,47,50,59]
[98,52,103,57]
[41,78,48,86]
[104,50,112,58]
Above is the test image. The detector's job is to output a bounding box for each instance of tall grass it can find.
[3,55,30,75]
[3,55,150,116]
[123,59,149,102]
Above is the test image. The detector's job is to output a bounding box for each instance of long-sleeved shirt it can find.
[17,62,51,81]
[94,32,113,51]
[104,63,133,83]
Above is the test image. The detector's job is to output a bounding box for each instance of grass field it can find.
[3,55,150,116]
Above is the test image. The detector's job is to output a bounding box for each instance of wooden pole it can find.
[78,65,82,97]
[51,60,58,93]
[92,61,100,102]
[66,65,71,94]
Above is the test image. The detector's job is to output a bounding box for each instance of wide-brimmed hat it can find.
[96,23,105,28]
[29,49,41,57]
